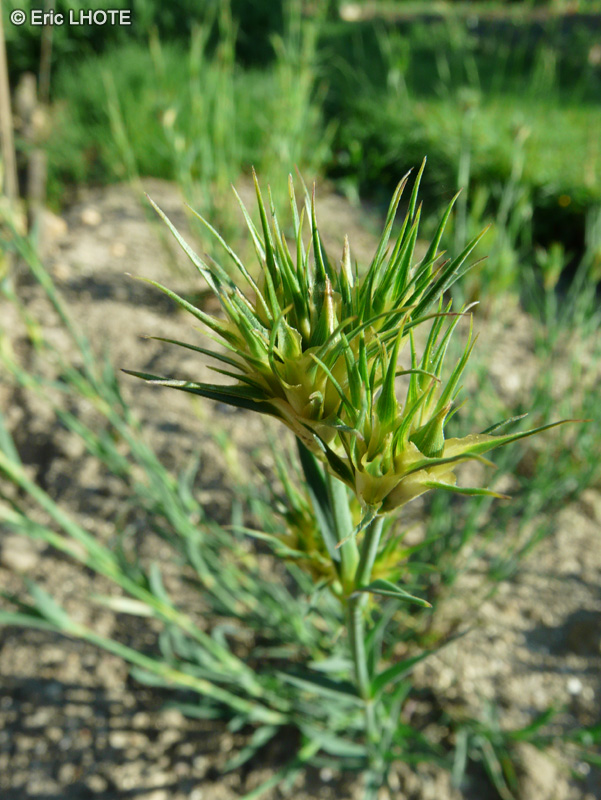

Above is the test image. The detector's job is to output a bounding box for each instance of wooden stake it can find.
[0,4,18,203]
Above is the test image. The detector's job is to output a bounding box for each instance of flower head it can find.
[126,164,569,515]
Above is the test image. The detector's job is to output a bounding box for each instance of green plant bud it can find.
[341,235,353,287]
[302,391,324,419]
[355,449,401,507]
[409,403,451,458]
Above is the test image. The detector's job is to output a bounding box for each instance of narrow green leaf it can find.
[92,596,154,616]
[121,370,279,415]
[127,275,236,343]
[355,578,431,607]
[480,414,528,435]
[185,203,272,322]
[363,174,410,305]
[452,727,470,789]
[382,212,421,305]
[396,419,578,485]
[0,610,63,634]
[310,185,332,285]
[296,439,341,563]
[299,725,366,758]
[436,322,477,411]
[450,419,580,459]
[509,707,557,742]
[231,183,266,262]
[288,173,301,236]
[0,411,21,465]
[26,581,75,630]
[393,378,436,453]
[406,330,420,407]
[407,157,426,224]
[224,726,278,773]
[420,189,461,269]
[422,481,509,500]
[479,738,515,800]
[252,168,279,287]
[376,329,402,426]
[304,427,355,487]
[411,227,489,317]
[148,563,170,604]
[419,298,448,378]
[339,234,353,308]
[309,352,354,416]
[229,526,311,561]
[143,335,245,372]
[372,649,432,697]
[276,670,362,704]
[307,655,353,673]
[146,195,221,295]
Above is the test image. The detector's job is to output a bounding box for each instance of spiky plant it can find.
[125,163,570,777]
[126,163,565,521]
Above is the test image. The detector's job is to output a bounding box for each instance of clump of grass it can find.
[45,0,328,216]
[324,15,601,300]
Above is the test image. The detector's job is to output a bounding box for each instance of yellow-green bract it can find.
[125,164,568,516]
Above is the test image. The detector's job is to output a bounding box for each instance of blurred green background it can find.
[4,0,601,296]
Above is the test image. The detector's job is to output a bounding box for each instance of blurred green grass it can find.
[44,26,327,209]
[9,4,596,281]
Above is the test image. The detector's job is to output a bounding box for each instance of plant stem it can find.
[345,515,385,752]
[326,472,359,594]
[309,467,385,760]
[347,592,377,741]
[355,514,385,589]
[323,477,385,754]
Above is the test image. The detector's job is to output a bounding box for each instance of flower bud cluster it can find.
[127,166,567,517]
